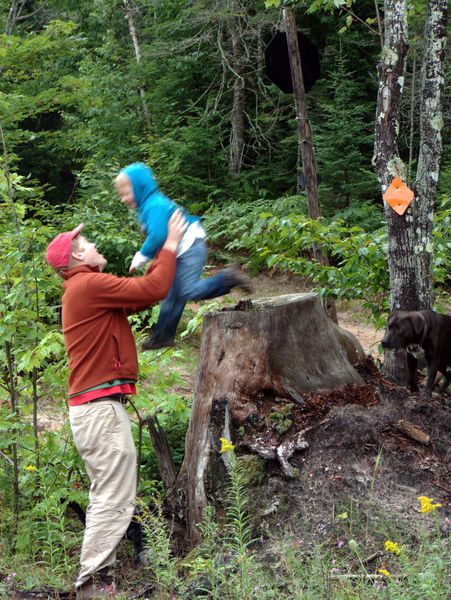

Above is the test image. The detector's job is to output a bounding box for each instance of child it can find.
[115,162,252,350]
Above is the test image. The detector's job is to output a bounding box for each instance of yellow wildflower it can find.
[418,496,441,513]
[384,540,400,555]
[25,465,37,472]
[378,568,390,577]
[219,437,235,454]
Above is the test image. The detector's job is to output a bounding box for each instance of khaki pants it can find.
[69,399,137,589]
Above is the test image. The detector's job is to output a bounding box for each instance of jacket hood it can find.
[121,162,159,209]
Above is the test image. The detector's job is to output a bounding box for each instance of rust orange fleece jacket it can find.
[61,248,176,396]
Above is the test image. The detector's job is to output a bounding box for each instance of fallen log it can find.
[395,419,431,445]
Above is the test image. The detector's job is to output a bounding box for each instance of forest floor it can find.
[11,271,450,599]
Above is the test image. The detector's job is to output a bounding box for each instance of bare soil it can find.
[230,356,450,545]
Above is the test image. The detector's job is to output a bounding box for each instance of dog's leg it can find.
[424,358,440,400]
[406,352,419,392]
[437,369,451,395]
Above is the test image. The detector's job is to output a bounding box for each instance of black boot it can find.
[142,337,175,351]
[223,265,253,294]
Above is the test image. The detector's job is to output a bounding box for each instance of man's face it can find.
[115,173,136,208]
[73,235,107,271]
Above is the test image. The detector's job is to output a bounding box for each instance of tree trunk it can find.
[282,10,320,220]
[412,0,447,309]
[177,293,364,545]
[407,43,417,186]
[123,0,152,132]
[146,415,177,489]
[373,0,447,384]
[283,8,334,294]
[6,0,46,35]
[372,0,410,383]
[228,6,246,176]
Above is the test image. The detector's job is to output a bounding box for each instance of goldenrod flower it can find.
[220,437,235,454]
[378,568,390,577]
[418,496,441,513]
[384,540,400,555]
[25,465,37,472]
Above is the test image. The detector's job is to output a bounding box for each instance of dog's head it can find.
[381,310,426,349]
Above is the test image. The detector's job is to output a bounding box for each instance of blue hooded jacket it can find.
[121,163,199,259]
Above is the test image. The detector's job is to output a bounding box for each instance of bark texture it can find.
[283,9,321,224]
[177,293,364,545]
[373,0,447,383]
[373,0,410,383]
[412,0,448,309]
[146,415,177,489]
[283,7,332,282]
[373,0,410,308]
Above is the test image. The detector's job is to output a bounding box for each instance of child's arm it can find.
[129,250,150,274]
[140,202,174,260]
[129,202,176,273]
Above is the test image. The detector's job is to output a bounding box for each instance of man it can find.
[45,212,186,599]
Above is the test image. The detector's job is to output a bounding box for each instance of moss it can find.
[387,157,407,180]
[381,47,399,68]
[431,115,443,131]
[238,454,266,487]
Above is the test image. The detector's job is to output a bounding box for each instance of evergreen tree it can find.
[313,41,379,219]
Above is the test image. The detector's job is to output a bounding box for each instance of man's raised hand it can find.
[163,209,188,253]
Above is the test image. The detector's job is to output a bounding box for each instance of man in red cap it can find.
[46,212,186,599]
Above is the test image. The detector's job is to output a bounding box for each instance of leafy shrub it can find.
[205,194,450,326]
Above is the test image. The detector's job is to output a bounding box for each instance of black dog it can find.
[381,309,451,399]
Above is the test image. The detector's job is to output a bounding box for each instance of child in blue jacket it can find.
[115,162,252,350]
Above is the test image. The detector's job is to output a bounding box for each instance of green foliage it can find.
[0,0,448,593]
[313,42,379,216]
[268,403,294,435]
[136,499,183,596]
[205,194,450,326]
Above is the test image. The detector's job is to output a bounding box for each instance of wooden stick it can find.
[395,419,430,444]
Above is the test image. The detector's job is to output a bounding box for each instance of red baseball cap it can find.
[46,224,85,270]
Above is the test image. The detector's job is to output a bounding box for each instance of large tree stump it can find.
[178,293,364,545]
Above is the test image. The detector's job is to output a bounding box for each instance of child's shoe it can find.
[223,265,254,294]
[142,337,175,351]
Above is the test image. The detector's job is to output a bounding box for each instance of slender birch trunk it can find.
[412,0,448,310]
[123,0,152,132]
[228,5,246,176]
[373,0,410,382]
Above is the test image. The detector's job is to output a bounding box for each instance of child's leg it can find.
[148,241,207,345]
[179,240,250,301]
[145,239,251,348]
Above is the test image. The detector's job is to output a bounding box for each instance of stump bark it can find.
[177,293,364,545]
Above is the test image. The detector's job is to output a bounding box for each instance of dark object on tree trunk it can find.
[177,293,364,545]
[265,30,320,94]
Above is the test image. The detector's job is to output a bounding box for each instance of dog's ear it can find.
[388,311,399,326]
[409,312,425,338]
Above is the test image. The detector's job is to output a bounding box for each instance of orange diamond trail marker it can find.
[383,177,414,215]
